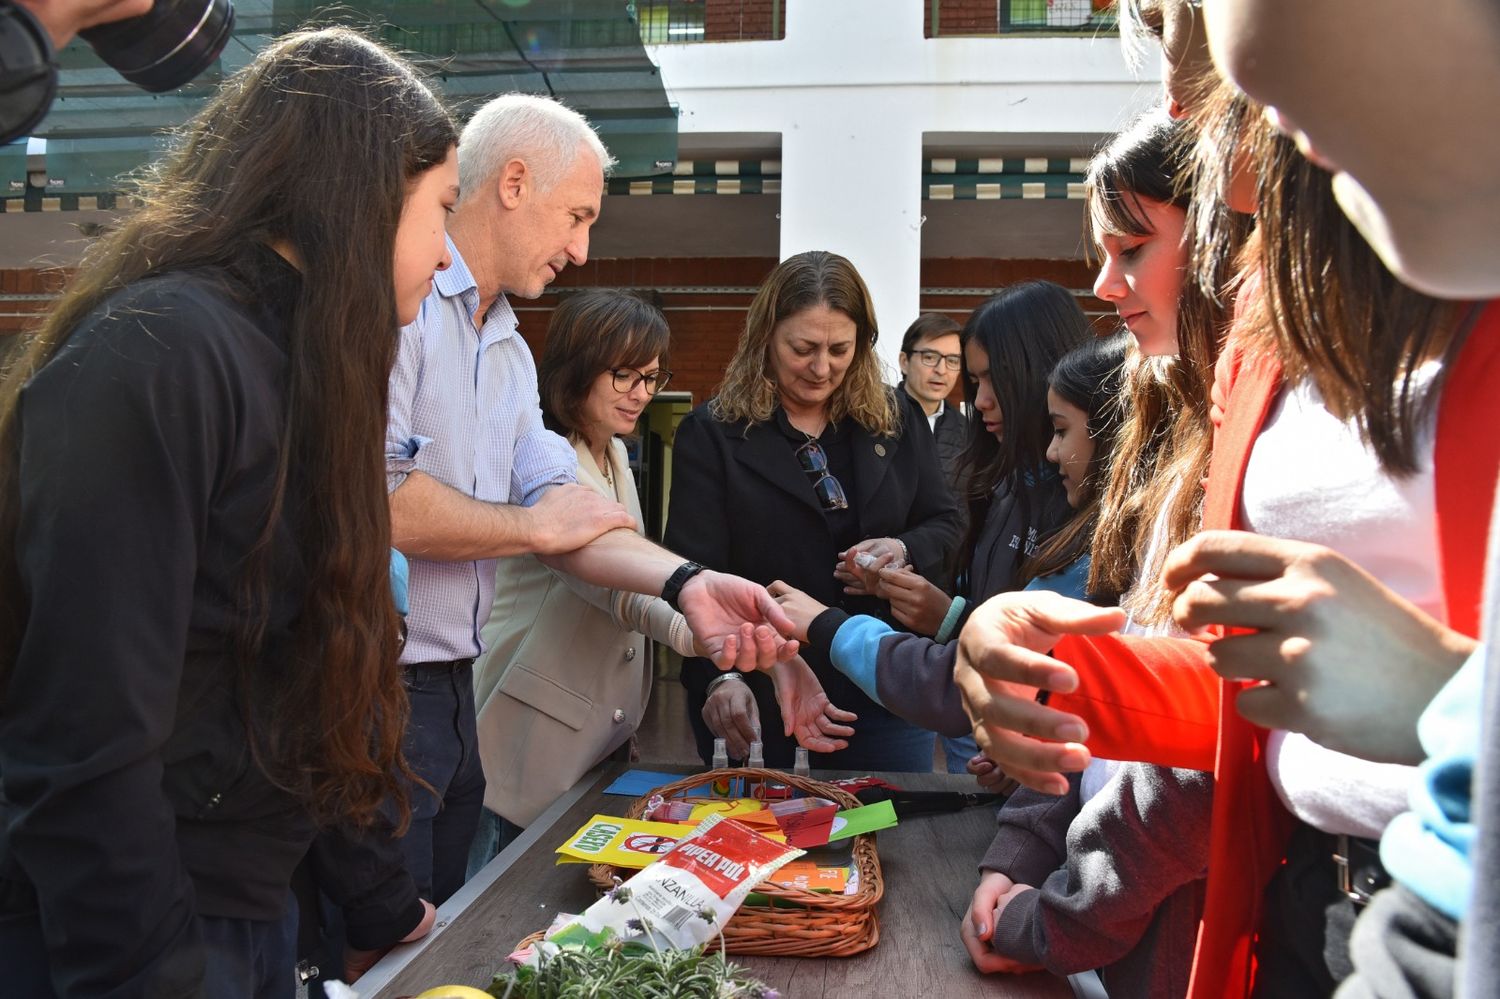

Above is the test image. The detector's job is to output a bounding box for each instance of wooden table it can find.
[359,765,1072,999]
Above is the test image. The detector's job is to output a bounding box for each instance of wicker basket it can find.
[582,767,883,957]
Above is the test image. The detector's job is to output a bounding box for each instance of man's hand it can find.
[343,946,384,984]
[766,579,829,643]
[769,655,858,752]
[960,872,1043,974]
[702,678,760,760]
[679,570,799,670]
[875,566,953,636]
[955,591,1126,794]
[835,538,905,595]
[527,484,635,555]
[1163,530,1475,764]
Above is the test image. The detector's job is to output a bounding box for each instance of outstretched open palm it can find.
[769,655,858,753]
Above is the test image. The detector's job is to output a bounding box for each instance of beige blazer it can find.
[473,436,695,825]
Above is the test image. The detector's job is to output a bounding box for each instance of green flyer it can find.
[825,799,898,842]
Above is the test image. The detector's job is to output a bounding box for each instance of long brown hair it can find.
[952,281,1091,589]
[539,290,670,446]
[1084,108,1245,622]
[0,28,456,828]
[1243,116,1457,475]
[1016,332,1133,592]
[713,251,898,437]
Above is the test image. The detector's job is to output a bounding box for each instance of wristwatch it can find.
[661,560,706,611]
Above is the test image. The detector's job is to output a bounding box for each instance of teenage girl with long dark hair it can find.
[0,28,458,997]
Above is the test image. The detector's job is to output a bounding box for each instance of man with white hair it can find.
[384,94,797,907]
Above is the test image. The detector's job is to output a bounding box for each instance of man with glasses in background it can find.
[896,314,969,486]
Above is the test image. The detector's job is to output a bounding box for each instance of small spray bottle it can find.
[747,739,765,799]
[792,746,810,798]
[711,737,731,797]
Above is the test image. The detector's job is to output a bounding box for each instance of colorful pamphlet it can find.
[602,769,697,797]
[769,861,850,894]
[767,796,840,848]
[545,816,804,955]
[688,799,765,822]
[825,799,898,842]
[555,815,690,869]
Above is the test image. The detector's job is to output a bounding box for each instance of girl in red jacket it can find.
[954,101,1497,998]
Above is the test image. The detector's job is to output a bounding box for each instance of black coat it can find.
[0,249,317,995]
[665,398,961,767]
[897,381,971,487]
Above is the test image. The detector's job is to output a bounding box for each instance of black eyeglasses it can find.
[794,439,849,511]
[910,348,962,372]
[610,367,673,396]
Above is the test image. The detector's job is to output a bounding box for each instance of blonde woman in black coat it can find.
[666,251,962,769]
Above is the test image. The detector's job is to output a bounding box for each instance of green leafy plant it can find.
[491,877,778,998]
[486,944,779,999]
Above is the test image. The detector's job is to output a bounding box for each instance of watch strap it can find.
[661,560,705,611]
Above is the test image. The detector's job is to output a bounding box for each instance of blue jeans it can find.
[199,894,299,999]
[0,890,298,999]
[401,660,487,905]
[465,807,528,879]
[942,733,980,774]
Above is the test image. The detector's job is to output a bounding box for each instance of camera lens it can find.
[0,3,59,144]
[78,0,236,94]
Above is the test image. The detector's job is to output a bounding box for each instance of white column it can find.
[779,116,922,382]
[649,0,1157,379]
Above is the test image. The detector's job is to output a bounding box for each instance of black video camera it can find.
[0,0,235,144]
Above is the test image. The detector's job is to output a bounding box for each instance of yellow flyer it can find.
[687,799,764,822]
[555,815,687,868]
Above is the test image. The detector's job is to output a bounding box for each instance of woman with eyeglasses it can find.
[465,290,705,863]
[665,251,963,771]
[466,290,850,864]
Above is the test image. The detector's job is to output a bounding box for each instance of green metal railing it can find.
[5,0,681,209]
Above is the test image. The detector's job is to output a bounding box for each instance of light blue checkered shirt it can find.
[386,236,576,665]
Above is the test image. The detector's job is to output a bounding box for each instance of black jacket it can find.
[964,468,1073,605]
[0,248,320,997]
[898,381,970,487]
[664,397,961,766]
[300,816,425,953]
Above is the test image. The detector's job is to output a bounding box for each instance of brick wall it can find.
[699,0,1003,42]
[519,255,1103,405]
[920,257,1108,327]
[0,267,68,335]
[514,296,757,407]
[0,255,1106,406]
[925,0,999,37]
[703,0,783,41]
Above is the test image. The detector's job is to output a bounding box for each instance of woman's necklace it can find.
[786,409,828,439]
[598,453,614,493]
